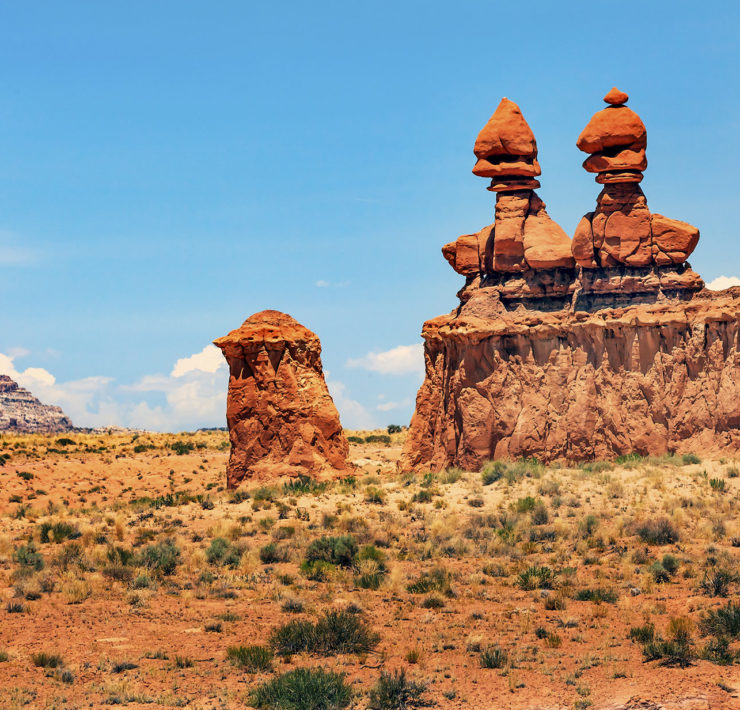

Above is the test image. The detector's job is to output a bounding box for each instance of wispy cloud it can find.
[0,230,40,266]
[315,280,351,288]
[346,344,424,376]
[706,275,740,291]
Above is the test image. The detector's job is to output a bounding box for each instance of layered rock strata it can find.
[0,375,74,433]
[400,287,740,471]
[401,91,729,471]
[214,310,351,487]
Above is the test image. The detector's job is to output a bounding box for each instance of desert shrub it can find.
[301,560,335,582]
[136,538,180,575]
[407,567,453,596]
[367,668,431,709]
[169,440,194,455]
[480,645,508,669]
[420,595,445,609]
[260,543,288,564]
[700,568,738,597]
[107,546,135,566]
[13,542,44,571]
[365,486,385,504]
[440,467,462,484]
[699,602,740,638]
[481,460,505,486]
[6,602,25,613]
[531,502,549,525]
[628,623,655,644]
[574,587,618,604]
[112,661,138,673]
[641,617,695,667]
[281,598,304,614]
[38,521,81,544]
[544,596,566,611]
[514,496,537,513]
[517,565,554,590]
[649,561,671,584]
[699,636,735,665]
[283,475,327,496]
[412,489,433,503]
[682,453,701,465]
[365,434,391,444]
[175,655,194,668]
[347,436,364,444]
[305,536,357,568]
[32,652,64,668]
[103,565,134,582]
[578,514,599,538]
[661,553,680,576]
[635,517,679,545]
[269,611,379,657]
[227,645,273,672]
[250,668,352,710]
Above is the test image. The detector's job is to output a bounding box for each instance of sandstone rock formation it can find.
[214,310,351,487]
[572,88,700,273]
[443,98,574,283]
[0,375,74,433]
[401,91,734,471]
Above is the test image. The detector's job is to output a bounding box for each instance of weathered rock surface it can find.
[214,310,351,487]
[400,287,740,471]
[0,375,73,433]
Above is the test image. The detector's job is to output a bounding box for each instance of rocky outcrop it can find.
[400,287,740,471]
[0,375,73,433]
[401,90,733,472]
[214,310,351,487]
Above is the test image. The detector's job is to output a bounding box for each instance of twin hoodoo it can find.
[400,89,740,472]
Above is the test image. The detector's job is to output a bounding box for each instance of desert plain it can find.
[0,431,739,709]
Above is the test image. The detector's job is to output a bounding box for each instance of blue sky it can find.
[1,1,739,431]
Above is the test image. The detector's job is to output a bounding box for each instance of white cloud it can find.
[325,377,377,430]
[315,280,330,287]
[0,347,228,432]
[376,398,411,412]
[315,280,350,288]
[346,343,424,376]
[706,276,740,291]
[171,344,225,377]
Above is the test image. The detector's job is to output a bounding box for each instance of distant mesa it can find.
[214,310,352,488]
[0,374,74,434]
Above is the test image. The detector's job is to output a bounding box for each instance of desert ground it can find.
[0,430,739,709]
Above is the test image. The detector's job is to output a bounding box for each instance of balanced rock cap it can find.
[473,98,541,189]
[214,310,319,355]
[603,87,629,105]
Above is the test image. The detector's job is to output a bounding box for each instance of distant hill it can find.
[0,375,74,433]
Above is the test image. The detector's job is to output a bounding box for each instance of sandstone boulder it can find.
[214,310,351,488]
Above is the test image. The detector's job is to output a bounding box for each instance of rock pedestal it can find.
[401,91,732,472]
[214,310,351,488]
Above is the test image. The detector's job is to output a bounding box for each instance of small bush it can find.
[574,587,618,604]
[169,441,195,455]
[641,617,695,667]
[227,645,273,672]
[250,668,352,710]
[517,565,554,591]
[709,478,726,492]
[635,517,679,545]
[420,595,445,609]
[136,538,181,575]
[481,460,505,486]
[699,602,740,638]
[13,542,44,571]
[283,475,327,496]
[207,537,244,568]
[700,568,738,597]
[260,543,288,564]
[480,645,508,669]
[269,611,379,657]
[407,567,453,596]
[367,668,431,709]
[6,602,25,614]
[515,496,537,513]
[629,623,655,644]
[32,652,64,668]
[681,453,701,465]
[38,521,81,544]
[281,598,304,614]
[700,636,735,665]
[304,536,357,568]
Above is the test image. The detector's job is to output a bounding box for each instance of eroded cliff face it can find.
[214,310,351,488]
[400,288,740,471]
[0,375,73,434]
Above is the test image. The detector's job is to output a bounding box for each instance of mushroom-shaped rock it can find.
[214,310,352,488]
